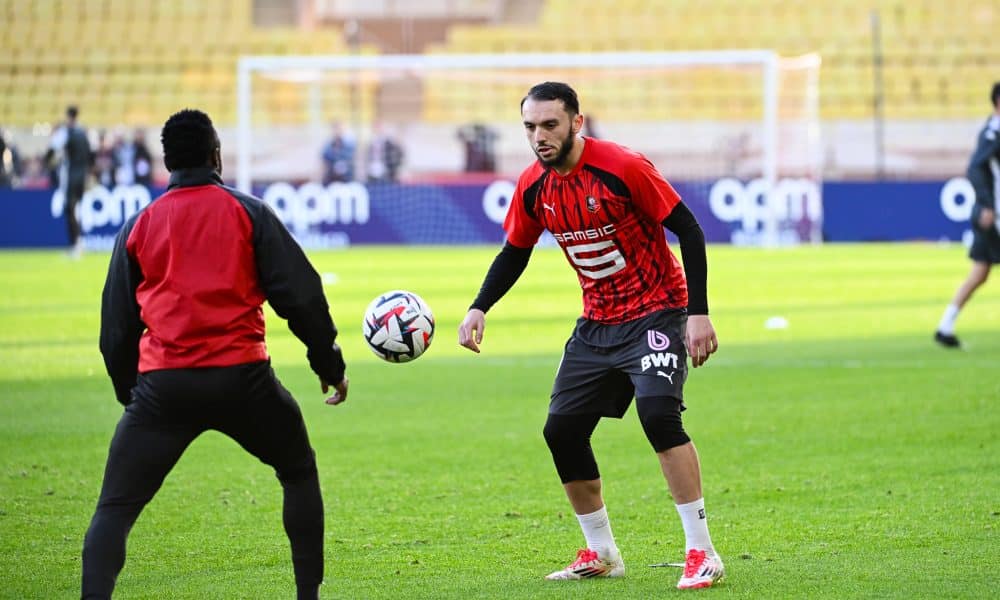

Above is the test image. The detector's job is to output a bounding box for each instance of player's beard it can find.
[535,128,576,169]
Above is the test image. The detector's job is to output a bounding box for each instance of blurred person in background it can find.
[93,130,117,189]
[112,129,135,185]
[365,122,404,184]
[458,123,498,173]
[82,108,348,600]
[111,128,155,187]
[132,129,154,187]
[320,121,356,183]
[0,127,23,188]
[935,81,1000,348]
[582,113,600,139]
[47,106,93,258]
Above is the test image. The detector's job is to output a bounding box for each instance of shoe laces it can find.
[569,548,600,568]
[683,549,707,577]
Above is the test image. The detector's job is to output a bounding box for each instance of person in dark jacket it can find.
[82,109,348,600]
[934,81,1000,348]
[48,105,92,257]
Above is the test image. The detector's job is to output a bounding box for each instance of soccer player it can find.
[935,81,1000,348]
[82,109,348,600]
[47,105,92,258]
[458,82,724,589]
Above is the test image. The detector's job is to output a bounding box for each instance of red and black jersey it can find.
[504,137,688,323]
[99,167,344,405]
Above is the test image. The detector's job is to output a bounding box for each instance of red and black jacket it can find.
[100,167,345,405]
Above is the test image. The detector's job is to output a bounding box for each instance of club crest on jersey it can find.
[586,195,600,213]
[647,330,670,351]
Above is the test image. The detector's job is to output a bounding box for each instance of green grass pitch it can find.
[1,244,998,599]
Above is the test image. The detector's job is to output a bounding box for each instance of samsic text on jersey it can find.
[504,137,688,324]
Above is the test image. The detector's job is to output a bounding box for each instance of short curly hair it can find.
[161,109,218,172]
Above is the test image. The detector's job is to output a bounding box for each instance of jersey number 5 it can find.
[565,240,627,279]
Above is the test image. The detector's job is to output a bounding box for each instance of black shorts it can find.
[969,209,1000,264]
[549,308,688,418]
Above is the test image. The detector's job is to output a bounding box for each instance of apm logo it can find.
[482,180,516,224]
[708,177,822,244]
[51,184,152,233]
[261,181,371,233]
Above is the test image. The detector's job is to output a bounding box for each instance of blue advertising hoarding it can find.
[0,177,981,248]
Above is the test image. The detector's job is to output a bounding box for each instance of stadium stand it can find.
[1,0,996,129]
[426,0,998,121]
[0,0,996,180]
[0,0,375,128]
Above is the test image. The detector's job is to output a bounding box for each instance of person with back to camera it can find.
[935,81,1000,348]
[82,108,349,600]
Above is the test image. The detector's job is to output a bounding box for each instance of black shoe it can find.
[934,331,961,348]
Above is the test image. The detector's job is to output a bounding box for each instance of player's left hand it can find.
[458,308,486,353]
[686,315,718,368]
[978,207,995,230]
[321,376,349,405]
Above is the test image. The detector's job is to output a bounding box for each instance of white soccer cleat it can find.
[545,548,625,580]
[676,549,724,589]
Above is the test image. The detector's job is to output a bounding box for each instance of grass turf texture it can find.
[0,243,998,599]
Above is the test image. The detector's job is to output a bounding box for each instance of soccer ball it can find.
[362,290,435,363]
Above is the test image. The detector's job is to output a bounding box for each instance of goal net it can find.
[235,51,821,247]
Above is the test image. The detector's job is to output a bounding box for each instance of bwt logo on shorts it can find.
[647,330,670,351]
[262,181,370,233]
[642,329,679,374]
[641,351,679,373]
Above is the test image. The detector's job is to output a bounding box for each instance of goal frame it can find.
[235,50,782,193]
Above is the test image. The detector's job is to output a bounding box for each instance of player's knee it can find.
[543,413,600,483]
[275,450,319,484]
[636,396,690,452]
[543,412,598,452]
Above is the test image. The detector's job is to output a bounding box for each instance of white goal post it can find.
[235,50,820,245]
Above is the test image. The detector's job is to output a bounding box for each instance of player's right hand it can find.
[978,207,995,230]
[458,309,486,353]
[686,315,718,368]
[321,376,349,405]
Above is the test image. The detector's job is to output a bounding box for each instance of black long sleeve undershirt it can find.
[469,242,533,313]
[662,202,709,315]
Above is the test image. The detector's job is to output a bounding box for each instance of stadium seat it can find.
[1,0,998,128]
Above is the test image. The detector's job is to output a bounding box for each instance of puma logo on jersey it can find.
[543,202,555,214]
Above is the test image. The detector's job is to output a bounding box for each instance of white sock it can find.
[676,498,716,555]
[937,304,960,334]
[576,506,618,558]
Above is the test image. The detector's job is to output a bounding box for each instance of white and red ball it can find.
[362,290,435,363]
